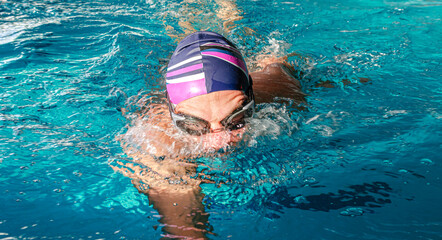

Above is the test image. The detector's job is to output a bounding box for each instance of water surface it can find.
[1,0,441,239]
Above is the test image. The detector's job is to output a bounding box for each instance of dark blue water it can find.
[1,0,441,239]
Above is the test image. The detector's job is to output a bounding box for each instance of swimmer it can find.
[115,31,305,239]
[164,31,305,150]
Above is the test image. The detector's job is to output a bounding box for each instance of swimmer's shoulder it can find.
[250,62,305,104]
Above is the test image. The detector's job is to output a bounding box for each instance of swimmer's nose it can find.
[210,127,225,133]
[203,123,245,150]
[210,122,224,132]
[204,131,233,150]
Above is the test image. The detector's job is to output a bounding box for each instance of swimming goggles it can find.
[166,93,255,136]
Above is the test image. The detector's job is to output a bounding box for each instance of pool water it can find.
[1,0,441,239]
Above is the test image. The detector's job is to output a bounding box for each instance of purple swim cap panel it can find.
[200,45,249,93]
[166,45,206,104]
[201,51,247,74]
[166,31,251,105]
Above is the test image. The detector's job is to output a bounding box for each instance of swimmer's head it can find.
[165,31,253,105]
[165,31,255,138]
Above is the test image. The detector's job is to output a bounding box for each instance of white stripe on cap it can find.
[167,55,202,71]
[166,72,205,84]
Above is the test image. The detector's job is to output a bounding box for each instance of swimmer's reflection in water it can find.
[113,31,306,239]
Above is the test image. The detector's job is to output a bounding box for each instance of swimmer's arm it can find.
[250,63,306,104]
[147,186,211,239]
[114,159,210,238]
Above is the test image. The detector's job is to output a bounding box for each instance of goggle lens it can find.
[176,118,210,136]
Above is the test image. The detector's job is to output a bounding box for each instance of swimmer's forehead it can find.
[165,31,252,105]
[176,90,246,107]
[175,90,246,121]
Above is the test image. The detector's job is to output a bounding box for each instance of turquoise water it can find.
[1,0,441,239]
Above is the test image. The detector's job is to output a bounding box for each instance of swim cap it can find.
[166,31,253,105]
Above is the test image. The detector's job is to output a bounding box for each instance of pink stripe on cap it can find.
[166,63,203,78]
[201,51,247,75]
[166,78,207,104]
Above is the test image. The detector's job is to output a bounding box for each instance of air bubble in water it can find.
[303,176,317,185]
[340,207,364,217]
[398,169,408,174]
[294,195,308,204]
[420,158,434,166]
[382,160,393,166]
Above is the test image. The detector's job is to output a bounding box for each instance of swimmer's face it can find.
[174,90,250,149]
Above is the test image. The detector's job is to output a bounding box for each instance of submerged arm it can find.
[113,151,211,239]
[145,185,212,239]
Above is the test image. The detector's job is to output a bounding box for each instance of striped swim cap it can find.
[165,31,253,105]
